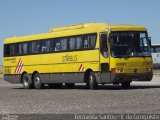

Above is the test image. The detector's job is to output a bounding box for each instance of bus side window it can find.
[22,43,28,54]
[10,45,13,56]
[90,34,96,48]
[4,44,10,57]
[29,41,41,54]
[19,42,28,55]
[35,41,41,53]
[84,36,89,49]
[100,33,108,58]
[19,43,23,55]
[49,39,55,52]
[69,37,76,50]
[41,40,50,53]
[55,39,61,51]
[75,36,83,49]
[10,44,16,56]
[60,38,68,51]
[68,36,83,50]
[83,34,97,49]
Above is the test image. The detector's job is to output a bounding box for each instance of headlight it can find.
[146,68,152,72]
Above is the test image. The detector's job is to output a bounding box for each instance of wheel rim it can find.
[89,75,93,82]
[89,75,94,86]
[34,77,40,87]
[23,77,29,86]
[89,73,97,89]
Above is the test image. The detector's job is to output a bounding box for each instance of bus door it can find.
[99,33,110,83]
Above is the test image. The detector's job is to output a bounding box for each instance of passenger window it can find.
[29,41,41,54]
[4,44,10,57]
[19,44,22,55]
[61,38,68,51]
[9,44,19,56]
[90,35,96,48]
[22,43,28,54]
[19,43,28,55]
[84,35,89,49]
[69,36,83,50]
[76,36,83,49]
[49,39,55,52]
[69,37,76,50]
[10,44,15,56]
[100,33,108,58]
[41,40,50,53]
[83,34,96,49]
[55,39,61,51]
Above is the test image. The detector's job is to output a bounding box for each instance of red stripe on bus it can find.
[15,58,21,73]
[79,64,83,71]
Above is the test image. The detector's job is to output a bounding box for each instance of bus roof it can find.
[49,22,109,32]
[4,22,147,44]
[49,22,146,32]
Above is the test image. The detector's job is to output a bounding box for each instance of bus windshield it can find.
[110,32,151,57]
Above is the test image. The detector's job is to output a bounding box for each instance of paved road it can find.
[0,76,160,114]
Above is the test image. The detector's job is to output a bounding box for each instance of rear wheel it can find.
[122,82,131,89]
[22,73,32,89]
[89,71,98,90]
[33,73,43,89]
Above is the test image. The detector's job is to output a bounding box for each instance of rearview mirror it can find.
[148,37,151,47]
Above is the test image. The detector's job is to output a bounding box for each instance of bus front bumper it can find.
[111,72,153,83]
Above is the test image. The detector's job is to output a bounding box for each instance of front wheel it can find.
[89,71,98,90]
[33,73,43,89]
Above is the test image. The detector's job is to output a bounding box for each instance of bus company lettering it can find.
[4,58,16,61]
[4,58,16,63]
[62,54,77,62]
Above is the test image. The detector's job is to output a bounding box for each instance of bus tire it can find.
[33,73,43,89]
[22,73,32,89]
[122,82,131,89]
[65,83,75,88]
[89,71,98,90]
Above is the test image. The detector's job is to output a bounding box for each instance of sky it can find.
[0,0,159,64]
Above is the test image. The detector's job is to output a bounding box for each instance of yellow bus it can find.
[3,22,153,89]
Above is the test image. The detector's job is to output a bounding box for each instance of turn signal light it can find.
[111,68,116,74]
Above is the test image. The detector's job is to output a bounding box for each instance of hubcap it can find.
[34,77,40,86]
[89,75,94,86]
[90,76,93,81]
[24,77,29,86]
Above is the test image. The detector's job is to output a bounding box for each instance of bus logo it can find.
[79,64,85,71]
[15,58,24,74]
